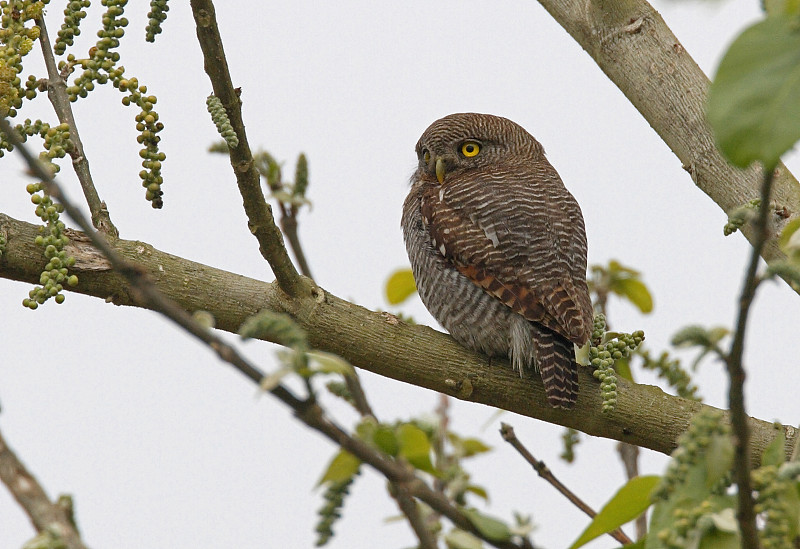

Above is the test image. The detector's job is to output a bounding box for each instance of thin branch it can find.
[344,369,375,419]
[280,211,313,278]
[35,16,117,236]
[726,167,776,549]
[0,117,526,549]
[500,423,633,546]
[390,482,439,549]
[189,0,306,297]
[0,426,88,549]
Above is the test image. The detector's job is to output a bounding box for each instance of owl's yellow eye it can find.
[422,149,431,164]
[461,141,480,157]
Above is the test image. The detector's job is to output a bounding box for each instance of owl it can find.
[402,113,593,409]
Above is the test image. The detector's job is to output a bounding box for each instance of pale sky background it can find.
[1,2,799,548]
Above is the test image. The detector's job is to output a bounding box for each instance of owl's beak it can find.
[435,156,445,183]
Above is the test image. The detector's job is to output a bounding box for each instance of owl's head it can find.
[414,113,545,184]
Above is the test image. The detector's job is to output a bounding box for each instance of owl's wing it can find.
[420,165,592,346]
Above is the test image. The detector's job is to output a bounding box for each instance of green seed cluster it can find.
[122,78,165,207]
[325,380,356,408]
[58,0,166,208]
[0,117,40,156]
[66,0,128,100]
[206,93,238,148]
[54,0,90,56]
[653,409,728,501]
[559,427,580,463]
[589,320,644,413]
[145,0,168,43]
[655,500,715,549]
[723,198,760,236]
[638,349,700,401]
[24,181,78,309]
[315,470,360,546]
[753,464,795,549]
[0,231,6,258]
[0,0,43,117]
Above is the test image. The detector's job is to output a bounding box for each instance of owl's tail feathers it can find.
[534,326,579,409]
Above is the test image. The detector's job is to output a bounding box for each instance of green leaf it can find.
[569,475,660,549]
[704,433,735,489]
[317,449,360,486]
[397,423,437,473]
[461,508,512,542]
[385,268,417,305]
[444,528,484,549]
[465,484,489,501]
[614,356,635,382]
[763,428,787,467]
[373,426,399,457]
[707,14,800,169]
[448,433,492,458]
[779,216,800,259]
[612,278,653,313]
[307,351,355,376]
[616,538,646,549]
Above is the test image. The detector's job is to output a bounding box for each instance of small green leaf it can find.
[385,269,417,305]
[614,356,634,382]
[779,217,800,258]
[698,528,740,549]
[397,424,437,473]
[704,433,734,488]
[762,428,787,467]
[307,351,355,376]
[317,450,360,486]
[444,528,484,549]
[461,508,512,542]
[448,433,492,458]
[465,484,489,501]
[612,278,653,313]
[373,426,399,456]
[707,14,800,169]
[569,475,660,549]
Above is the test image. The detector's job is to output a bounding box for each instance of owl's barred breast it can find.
[402,186,519,359]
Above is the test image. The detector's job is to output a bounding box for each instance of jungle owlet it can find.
[402,113,593,409]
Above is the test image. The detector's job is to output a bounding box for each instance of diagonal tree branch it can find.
[0,426,88,549]
[534,0,800,280]
[0,212,795,463]
[189,0,307,297]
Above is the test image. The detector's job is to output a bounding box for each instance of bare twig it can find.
[726,167,776,549]
[500,423,632,546]
[189,0,306,297]
[35,16,117,236]
[280,211,313,278]
[344,369,375,418]
[617,442,646,540]
[390,482,439,549]
[0,426,88,549]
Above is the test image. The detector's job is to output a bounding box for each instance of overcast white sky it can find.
[1,2,798,548]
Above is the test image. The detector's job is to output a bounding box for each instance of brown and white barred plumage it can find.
[402,113,592,409]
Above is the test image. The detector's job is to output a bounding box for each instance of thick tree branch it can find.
[535,0,800,278]
[0,427,88,549]
[0,213,794,463]
[189,0,306,297]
